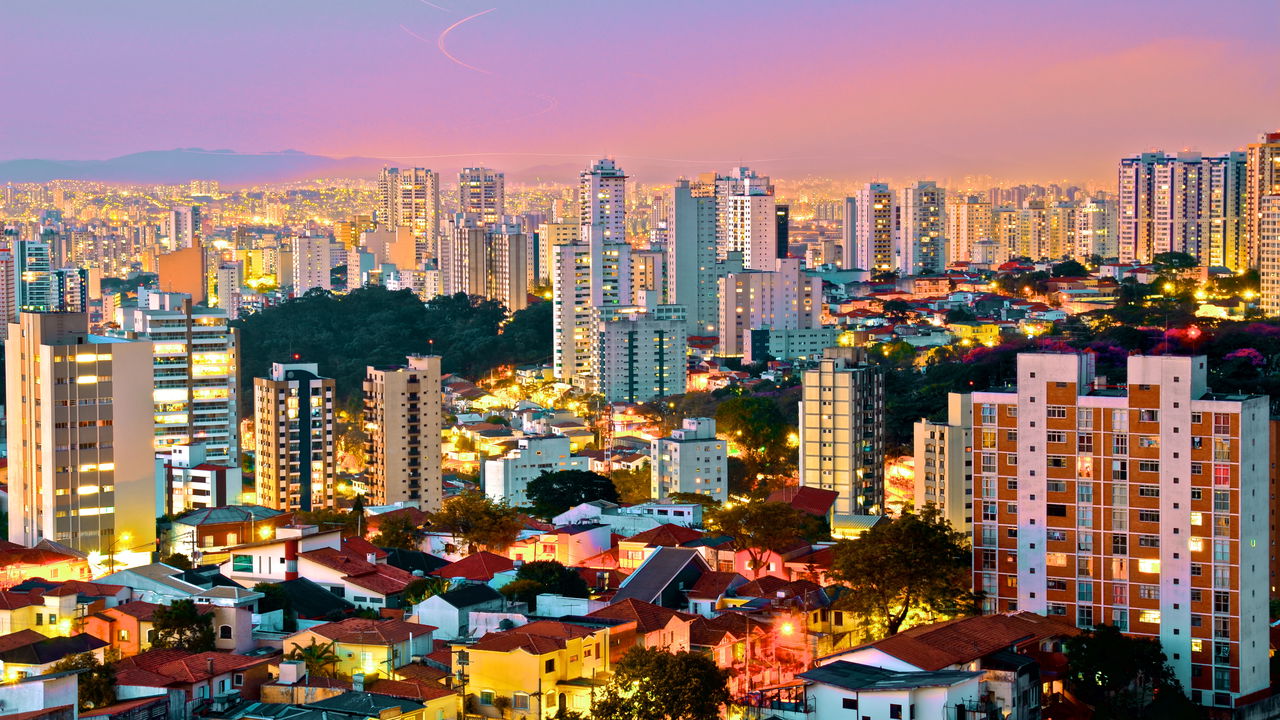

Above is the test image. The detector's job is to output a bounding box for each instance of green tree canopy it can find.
[715,396,791,470]
[151,599,215,652]
[526,469,620,518]
[50,652,116,710]
[1051,259,1088,277]
[1065,624,1199,719]
[370,512,424,550]
[160,552,193,570]
[706,500,826,577]
[612,463,653,504]
[286,637,340,678]
[828,505,975,639]
[427,490,524,554]
[499,560,589,611]
[1152,251,1197,270]
[592,647,730,720]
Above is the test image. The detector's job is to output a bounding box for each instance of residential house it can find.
[114,648,275,715]
[584,599,697,664]
[790,662,986,720]
[0,629,108,679]
[612,547,710,609]
[507,524,611,567]
[430,552,515,586]
[615,524,704,572]
[284,618,435,680]
[0,590,79,638]
[0,666,79,720]
[685,572,748,618]
[166,505,292,561]
[412,584,506,642]
[81,600,213,658]
[0,541,90,590]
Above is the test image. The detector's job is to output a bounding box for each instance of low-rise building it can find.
[651,418,727,502]
[283,618,435,680]
[482,436,586,507]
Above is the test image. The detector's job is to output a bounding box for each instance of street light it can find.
[106,532,133,574]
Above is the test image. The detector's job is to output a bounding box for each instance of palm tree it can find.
[287,638,341,678]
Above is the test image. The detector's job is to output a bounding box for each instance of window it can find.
[1048,456,1070,469]
[1213,441,1232,463]
[1047,553,1068,567]
[545,659,556,672]
[1047,579,1067,590]
[1213,413,1230,434]
[1078,582,1093,602]
[890,703,903,719]
[1138,559,1160,574]
[233,673,244,687]
[1137,486,1159,498]
[1139,585,1159,600]
[1048,603,1067,615]
[1139,409,1159,423]
[1078,408,1093,430]
[1113,435,1128,455]
[1138,510,1160,523]
[1047,530,1067,541]
[1138,461,1160,473]
[981,430,997,449]
[1138,534,1160,548]
[220,625,232,639]
[1047,480,1067,493]
[1213,540,1230,562]
[842,698,858,710]
[513,693,530,711]
[1047,406,1067,419]
[1214,591,1230,614]
[980,404,996,424]
[1077,506,1093,528]
[1139,610,1161,625]
[1111,460,1127,481]
[1047,431,1066,443]
[1077,483,1093,503]
[1113,609,1129,632]
[1112,534,1128,555]
[1047,504,1067,517]
[232,555,253,573]
[1078,606,1094,628]
[1214,491,1230,512]
[479,691,495,706]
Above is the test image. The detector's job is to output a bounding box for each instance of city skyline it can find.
[3,0,1278,184]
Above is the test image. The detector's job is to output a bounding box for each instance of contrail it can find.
[437,8,496,74]
[416,0,449,10]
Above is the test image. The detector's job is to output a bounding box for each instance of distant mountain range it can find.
[0,148,388,185]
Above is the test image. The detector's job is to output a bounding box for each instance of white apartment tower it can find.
[290,236,333,295]
[651,417,727,502]
[1075,197,1117,260]
[589,305,687,403]
[1245,131,1280,269]
[666,180,725,337]
[946,195,993,265]
[913,393,973,536]
[6,312,157,558]
[253,363,337,511]
[717,258,819,357]
[798,347,886,529]
[843,184,897,272]
[364,355,443,511]
[458,167,505,226]
[378,167,441,256]
[114,289,239,464]
[898,181,947,275]
[971,353,1268,709]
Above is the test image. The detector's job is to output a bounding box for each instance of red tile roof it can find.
[516,620,598,640]
[824,612,1080,671]
[585,599,697,634]
[622,524,703,547]
[0,630,49,652]
[0,706,75,720]
[766,486,839,517]
[432,551,514,581]
[365,678,454,701]
[308,618,435,645]
[116,649,270,686]
[467,631,566,655]
[39,580,127,598]
[300,546,416,595]
[0,592,41,611]
[685,571,744,600]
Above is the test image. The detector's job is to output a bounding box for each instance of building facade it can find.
[651,418,727,502]
[970,352,1268,708]
[253,363,337,511]
[458,167,505,226]
[364,355,443,511]
[913,393,973,537]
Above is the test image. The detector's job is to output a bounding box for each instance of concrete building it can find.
[1074,197,1117,260]
[946,194,993,265]
[913,393,973,536]
[722,193,778,272]
[743,326,840,365]
[589,305,688,403]
[253,363,336,511]
[439,215,529,312]
[114,289,239,464]
[535,222,578,287]
[156,245,207,304]
[717,258,819,358]
[666,180,732,337]
[482,435,585,507]
[798,347,886,529]
[156,443,242,515]
[651,418,727,502]
[970,352,1268,708]
[214,261,244,320]
[1260,195,1280,317]
[364,356,443,511]
[290,236,333,295]
[6,312,157,560]
[898,181,948,275]
[378,167,440,255]
[458,167,504,226]
[1118,151,1247,269]
[843,184,896,272]
[165,206,201,251]
[1245,131,1280,270]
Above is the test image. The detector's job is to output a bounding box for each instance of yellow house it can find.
[0,590,78,638]
[947,321,1003,347]
[284,618,436,680]
[454,620,611,719]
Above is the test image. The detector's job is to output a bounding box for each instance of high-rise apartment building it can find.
[378,167,441,256]
[214,261,244,320]
[651,417,727,502]
[722,193,778,272]
[589,305,687,403]
[898,181,947,274]
[253,362,337,511]
[6,312,157,559]
[458,167,505,225]
[717,258,819,357]
[114,289,239,464]
[13,238,56,313]
[666,180,725,337]
[535,222,578,287]
[946,195,993,265]
[291,236,333,295]
[553,159,633,383]
[970,352,1267,707]
[439,215,529,312]
[1245,131,1280,269]
[364,355,443,511]
[483,436,585,507]
[166,205,201,250]
[913,393,973,536]
[843,184,896,272]
[1074,197,1117,260]
[1118,151,1247,268]
[1259,196,1280,316]
[798,347,886,529]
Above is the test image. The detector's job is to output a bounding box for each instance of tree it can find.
[160,552,193,570]
[500,560,589,611]
[294,507,363,537]
[881,299,914,322]
[526,469,619,518]
[1051,259,1088,277]
[1065,624,1198,719]
[592,646,729,720]
[667,492,720,507]
[151,599,215,652]
[945,307,977,323]
[715,396,790,471]
[287,637,341,678]
[1152,251,1197,270]
[370,512,423,550]
[403,577,451,605]
[706,500,825,578]
[254,582,297,632]
[612,463,652,504]
[427,491,524,553]
[828,505,975,639]
[50,652,116,710]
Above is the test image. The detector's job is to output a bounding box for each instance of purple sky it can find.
[4,0,1278,183]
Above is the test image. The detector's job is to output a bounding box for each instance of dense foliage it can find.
[1065,624,1199,719]
[151,598,216,652]
[592,646,730,720]
[499,560,589,611]
[526,469,620,518]
[706,500,828,577]
[50,652,116,710]
[234,287,552,408]
[426,490,524,553]
[829,506,975,639]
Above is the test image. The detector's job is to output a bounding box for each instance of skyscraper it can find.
[945,194,993,265]
[291,236,333,295]
[166,205,201,251]
[666,179,723,337]
[364,355,443,511]
[970,352,1268,706]
[717,258,819,357]
[798,347,886,529]
[378,167,441,257]
[589,305,687,403]
[722,193,778,272]
[254,362,336,512]
[13,238,57,313]
[1074,197,1117,260]
[458,167,505,225]
[1118,151,1246,268]
[1245,131,1280,269]
[6,312,157,559]
[843,183,896,272]
[898,181,948,274]
[439,215,529,312]
[114,289,239,464]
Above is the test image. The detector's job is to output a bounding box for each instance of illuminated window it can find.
[1138,610,1161,625]
[1138,559,1160,574]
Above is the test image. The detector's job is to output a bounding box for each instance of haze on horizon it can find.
[4,0,1278,185]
